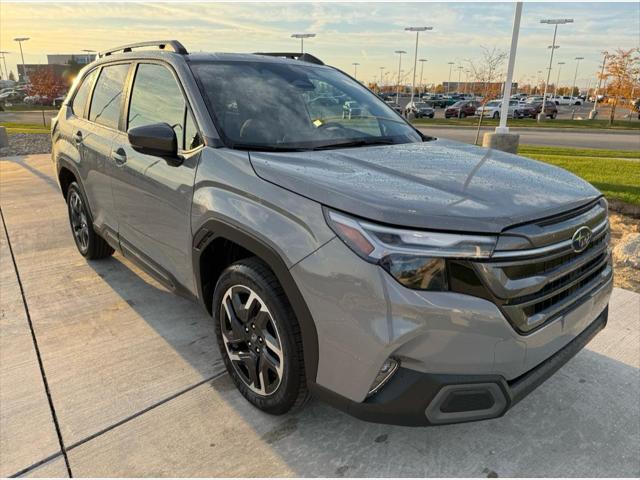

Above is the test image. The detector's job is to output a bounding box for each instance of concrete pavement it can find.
[1,154,639,477]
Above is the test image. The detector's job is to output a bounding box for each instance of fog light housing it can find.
[367,358,399,397]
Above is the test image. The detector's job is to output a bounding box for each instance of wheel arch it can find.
[192,219,319,383]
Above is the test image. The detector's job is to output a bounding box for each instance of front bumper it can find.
[311,307,608,426]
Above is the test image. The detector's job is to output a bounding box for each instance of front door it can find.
[110,62,203,293]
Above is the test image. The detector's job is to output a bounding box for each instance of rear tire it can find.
[212,257,309,415]
[66,182,114,260]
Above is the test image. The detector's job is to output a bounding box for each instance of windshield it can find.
[192,60,423,150]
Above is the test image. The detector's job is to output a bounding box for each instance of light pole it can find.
[418,58,427,94]
[447,62,455,94]
[590,52,608,118]
[538,18,572,122]
[555,61,566,96]
[379,66,385,92]
[81,49,96,64]
[352,62,359,80]
[495,1,522,135]
[291,33,316,54]
[405,26,432,106]
[456,65,463,93]
[571,56,584,97]
[13,37,30,83]
[0,51,8,80]
[395,50,406,104]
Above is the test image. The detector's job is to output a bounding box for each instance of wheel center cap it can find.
[250,332,258,343]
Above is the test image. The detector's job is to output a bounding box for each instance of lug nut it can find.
[248,341,252,346]
[252,324,256,329]
[255,348,260,353]
[245,327,249,332]
[259,337,263,343]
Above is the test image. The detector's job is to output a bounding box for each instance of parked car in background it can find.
[445,100,481,118]
[525,100,558,119]
[475,99,520,119]
[385,100,404,114]
[342,100,363,119]
[23,94,54,105]
[405,101,435,118]
[552,95,582,106]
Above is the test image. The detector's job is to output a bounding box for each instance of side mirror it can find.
[128,123,178,159]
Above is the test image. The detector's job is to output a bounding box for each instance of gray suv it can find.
[52,41,612,426]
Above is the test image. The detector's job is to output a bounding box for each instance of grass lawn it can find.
[413,117,640,130]
[518,144,640,206]
[1,122,50,134]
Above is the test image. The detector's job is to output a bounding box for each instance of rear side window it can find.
[128,63,186,144]
[72,69,98,118]
[89,63,130,129]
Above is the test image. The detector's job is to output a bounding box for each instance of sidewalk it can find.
[1,154,639,477]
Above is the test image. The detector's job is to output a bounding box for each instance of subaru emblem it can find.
[571,226,592,253]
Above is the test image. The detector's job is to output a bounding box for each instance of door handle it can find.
[73,131,83,144]
[111,148,127,165]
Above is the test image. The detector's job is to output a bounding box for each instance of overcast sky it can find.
[2,1,638,88]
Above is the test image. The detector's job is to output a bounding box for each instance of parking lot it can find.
[1,153,639,477]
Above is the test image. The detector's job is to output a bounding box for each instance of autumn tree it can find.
[600,48,640,124]
[465,46,507,144]
[27,66,67,100]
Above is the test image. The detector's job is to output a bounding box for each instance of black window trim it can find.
[123,59,203,153]
[69,67,100,120]
[85,60,133,133]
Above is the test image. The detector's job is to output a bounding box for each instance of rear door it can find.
[71,63,131,241]
[110,61,203,292]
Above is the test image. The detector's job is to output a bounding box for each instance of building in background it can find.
[442,81,518,95]
[17,53,95,84]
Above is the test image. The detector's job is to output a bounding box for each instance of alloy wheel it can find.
[220,285,284,396]
[69,191,89,253]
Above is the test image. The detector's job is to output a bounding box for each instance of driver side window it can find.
[128,63,200,150]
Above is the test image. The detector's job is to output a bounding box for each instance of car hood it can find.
[249,138,601,233]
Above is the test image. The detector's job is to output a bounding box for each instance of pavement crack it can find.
[1,206,74,478]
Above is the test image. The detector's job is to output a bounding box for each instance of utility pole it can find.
[538,18,573,122]
[447,62,454,94]
[590,52,608,119]
[419,58,427,94]
[291,33,316,54]
[395,50,406,104]
[555,61,566,95]
[571,56,584,97]
[405,26,432,106]
[352,62,359,80]
[13,37,30,83]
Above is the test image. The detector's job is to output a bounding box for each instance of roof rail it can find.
[98,40,188,58]
[253,52,324,65]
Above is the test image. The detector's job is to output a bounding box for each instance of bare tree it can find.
[465,46,508,144]
[600,48,640,124]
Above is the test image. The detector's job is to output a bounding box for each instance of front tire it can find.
[492,111,500,119]
[66,182,114,260]
[212,258,309,415]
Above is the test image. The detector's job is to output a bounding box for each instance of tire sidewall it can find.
[212,261,303,414]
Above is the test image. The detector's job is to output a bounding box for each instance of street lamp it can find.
[456,65,463,93]
[418,58,427,94]
[13,37,30,83]
[590,52,608,118]
[404,26,432,106]
[291,33,316,54]
[394,50,406,104]
[379,66,385,92]
[447,61,455,94]
[0,51,8,80]
[555,61,566,96]
[352,62,360,80]
[538,18,573,122]
[81,49,96,64]
[571,56,584,97]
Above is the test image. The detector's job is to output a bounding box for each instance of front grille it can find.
[470,200,612,334]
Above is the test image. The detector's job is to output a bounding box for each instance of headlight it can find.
[324,209,498,291]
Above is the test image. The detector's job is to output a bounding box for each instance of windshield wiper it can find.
[311,138,397,151]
